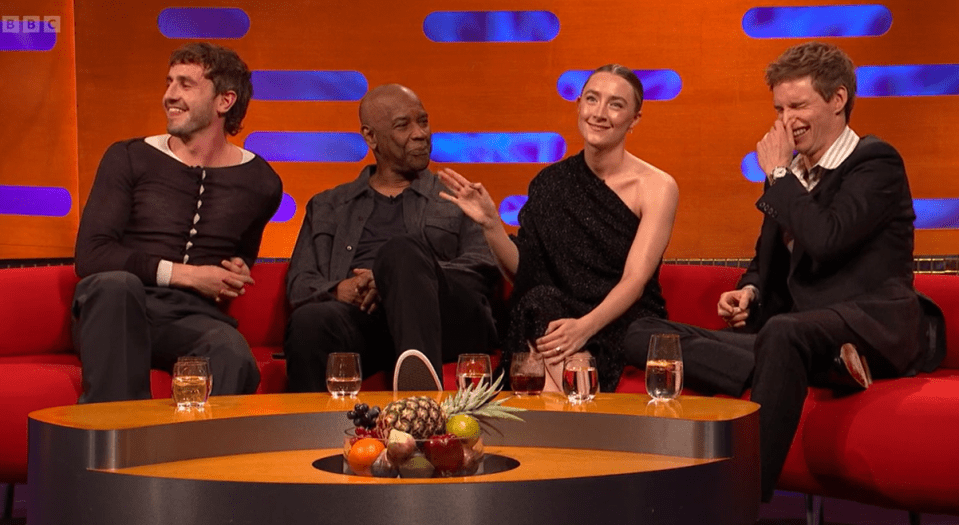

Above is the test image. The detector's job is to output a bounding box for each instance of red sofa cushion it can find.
[0,266,78,357]
[226,262,289,348]
[0,364,82,482]
[659,264,743,330]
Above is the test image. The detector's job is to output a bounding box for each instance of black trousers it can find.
[284,235,497,392]
[71,271,260,404]
[625,310,886,502]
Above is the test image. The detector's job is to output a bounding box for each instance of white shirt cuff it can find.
[157,260,173,287]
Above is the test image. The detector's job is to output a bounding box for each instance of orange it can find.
[348,437,385,475]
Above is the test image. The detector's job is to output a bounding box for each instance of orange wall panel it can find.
[0,0,953,260]
[0,0,77,259]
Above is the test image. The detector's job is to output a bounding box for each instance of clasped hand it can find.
[336,269,379,313]
[190,257,254,304]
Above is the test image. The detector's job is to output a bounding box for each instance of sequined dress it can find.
[503,151,668,392]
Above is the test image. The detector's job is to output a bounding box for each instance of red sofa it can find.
[2,262,958,517]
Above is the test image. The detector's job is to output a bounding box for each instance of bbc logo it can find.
[1,16,61,33]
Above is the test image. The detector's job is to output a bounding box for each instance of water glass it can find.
[646,334,684,400]
[172,356,212,409]
[327,352,362,398]
[510,352,545,396]
[562,354,598,404]
[457,354,492,390]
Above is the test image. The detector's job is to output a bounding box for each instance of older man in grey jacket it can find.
[284,84,499,392]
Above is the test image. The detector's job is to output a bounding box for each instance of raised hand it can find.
[437,168,500,230]
[756,119,795,176]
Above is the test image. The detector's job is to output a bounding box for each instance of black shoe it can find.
[828,343,872,392]
[393,349,443,393]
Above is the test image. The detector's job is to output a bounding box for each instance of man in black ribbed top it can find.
[72,43,282,403]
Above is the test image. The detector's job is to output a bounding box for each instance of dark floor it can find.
[3,483,957,524]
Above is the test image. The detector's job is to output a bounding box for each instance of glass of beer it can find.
[646,334,684,401]
[563,354,598,404]
[326,352,362,398]
[510,352,545,396]
[172,356,212,409]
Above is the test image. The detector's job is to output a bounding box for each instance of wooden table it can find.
[28,392,760,525]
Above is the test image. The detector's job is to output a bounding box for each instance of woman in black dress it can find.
[439,64,679,393]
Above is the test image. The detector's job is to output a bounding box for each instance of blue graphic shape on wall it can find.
[499,195,529,227]
[858,65,959,97]
[158,8,250,39]
[740,152,766,183]
[244,132,368,162]
[556,69,682,102]
[270,193,296,223]
[742,5,891,38]
[914,199,959,229]
[0,185,71,217]
[252,71,368,101]
[0,20,57,51]
[431,133,566,163]
[423,11,559,42]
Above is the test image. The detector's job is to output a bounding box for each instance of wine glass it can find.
[456,354,492,390]
[563,354,598,404]
[326,353,362,398]
[646,334,684,400]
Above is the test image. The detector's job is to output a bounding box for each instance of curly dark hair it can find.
[169,43,253,136]
[765,41,857,122]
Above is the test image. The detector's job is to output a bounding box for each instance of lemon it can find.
[446,414,480,444]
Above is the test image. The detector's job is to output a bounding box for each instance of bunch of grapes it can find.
[347,403,381,431]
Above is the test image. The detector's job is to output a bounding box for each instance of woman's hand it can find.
[437,168,500,230]
[534,317,597,366]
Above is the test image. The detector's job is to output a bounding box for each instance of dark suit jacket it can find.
[737,135,939,375]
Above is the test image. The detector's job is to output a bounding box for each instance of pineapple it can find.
[375,396,445,439]
[375,372,525,439]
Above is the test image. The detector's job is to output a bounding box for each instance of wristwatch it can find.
[770,166,789,182]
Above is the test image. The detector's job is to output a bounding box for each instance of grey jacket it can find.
[286,165,498,310]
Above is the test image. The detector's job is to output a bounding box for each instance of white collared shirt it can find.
[781,126,860,191]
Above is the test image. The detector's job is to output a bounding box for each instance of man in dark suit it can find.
[625,41,942,501]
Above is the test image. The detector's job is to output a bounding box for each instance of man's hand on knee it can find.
[718,287,755,328]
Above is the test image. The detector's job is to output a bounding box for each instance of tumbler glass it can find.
[563,354,598,404]
[457,354,492,390]
[326,352,362,398]
[172,356,212,409]
[510,352,546,396]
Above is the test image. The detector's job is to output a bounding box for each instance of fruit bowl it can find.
[343,429,484,478]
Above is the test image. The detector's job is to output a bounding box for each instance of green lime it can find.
[446,414,480,443]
